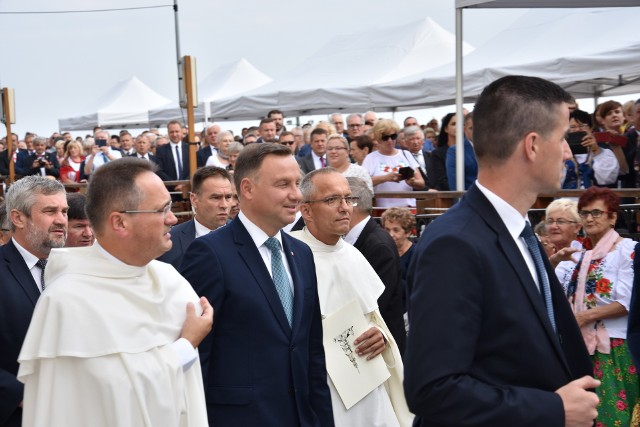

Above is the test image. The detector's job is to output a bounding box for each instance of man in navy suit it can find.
[196,124,220,168]
[15,137,60,178]
[0,176,68,427]
[155,120,191,182]
[158,166,232,269]
[405,76,599,427]
[129,134,159,166]
[181,143,333,426]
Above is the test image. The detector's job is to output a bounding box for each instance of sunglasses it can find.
[279,141,295,146]
[381,133,398,141]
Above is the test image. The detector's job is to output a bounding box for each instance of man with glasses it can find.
[297,128,329,175]
[347,114,364,142]
[292,169,412,427]
[277,131,296,154]
[18,158,213,427]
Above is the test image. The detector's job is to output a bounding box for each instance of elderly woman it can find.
[205,131,233,169]
[544,198,583,266]
[226,141,244,172]
[555,187,637,426]
[326,134,373,192]
[381,207,415,302]
[362,119,424,207]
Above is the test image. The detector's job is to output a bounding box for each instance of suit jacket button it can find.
[290,345,295,352]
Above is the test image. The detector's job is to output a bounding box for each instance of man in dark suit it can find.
[129,134,159,166]
[158,166,232,269]
[180,143,333,426]
[155,120,191,182]
[345,177,406,355]
[297,128,328,175]
[196,124,220,167]
[15,137,60,178]
[405,76,598,427]
[0,176,68,427]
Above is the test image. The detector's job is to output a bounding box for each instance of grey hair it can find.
[346,177,373,213]
[346,113,362,123]
[403,125,424,139]
[5,176,65,231]
[216,131,233,143]
[33,136,48,145]
[94,129,110,139]
[227,141,244,155]
[299,167,340,201]
[546,198,580,223]
[329,113,343,124]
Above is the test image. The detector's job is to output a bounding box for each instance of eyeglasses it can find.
[119,202,173,216]
[279,141,295,146]
[365,121,375,126]
[326,146,348,152]
[381,133,398,141]
[544,218,578,226]
[578,209,611,219]
[303,196,359,208]
[569,123,590,131]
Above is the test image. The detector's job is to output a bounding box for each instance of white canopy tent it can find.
[58,76,170,131]
[147,58,272,126]
[370,7,640,109]
[210,18,474,120]
[448,0,640,190]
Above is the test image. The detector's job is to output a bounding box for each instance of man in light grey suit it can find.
[157,166,232,269]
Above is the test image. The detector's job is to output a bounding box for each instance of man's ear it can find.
[9,209,26,230]
[108,212,129,237]
[522,131,540,162]
[299,203,313,223]
[239,177,253,201]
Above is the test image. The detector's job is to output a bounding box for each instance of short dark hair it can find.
[570,109,593,128]
[259,118,275,128]
[67,193,88,221]
[353,135,373,152]
[473,75,573,165]
[192,166,231,195]
[310,128,328,139]
[86,158,157,234]
[279,131,294,140]
[167,120,182,129]
[233,143,293,195]
[267,109,283,118]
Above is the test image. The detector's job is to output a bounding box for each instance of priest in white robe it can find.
[18,158,213,427]
[291,168,413,427]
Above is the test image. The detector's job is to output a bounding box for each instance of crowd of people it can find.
[1,81,640,427]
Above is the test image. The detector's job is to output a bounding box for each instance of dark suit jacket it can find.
[157,219,196,270]
[196,146,216,168]
[0,241,41,427]
[15,151,60,178]
[0,150,8,176]
[180,217,333,426]
[627,242,640,368]
[297,153,320,175]
[404,184,593,427]
[427,145,449,190]
[155,142,191,181]
[353,217,406,354]
[128,152,159,166]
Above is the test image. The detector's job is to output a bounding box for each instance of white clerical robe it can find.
[18,244,208,427]
[291,228,413,427]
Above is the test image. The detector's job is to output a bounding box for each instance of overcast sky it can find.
[0,1,636,138]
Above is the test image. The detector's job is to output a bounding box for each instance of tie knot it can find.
[264,237,281,254]
[36,258,47,270]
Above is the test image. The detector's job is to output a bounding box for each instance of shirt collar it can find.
[238,211,284,249]
[344,215,370,245]
[194,217,215,238]
[475,180,527,241]
[12,237,39,269]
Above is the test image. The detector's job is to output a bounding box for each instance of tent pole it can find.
[455,6,465,192]
[173,0,183,102]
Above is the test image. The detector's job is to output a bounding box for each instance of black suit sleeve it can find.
[154,146,173,181]
[628,242,640,368]
[429,147,450,191]
[0,151,8,176]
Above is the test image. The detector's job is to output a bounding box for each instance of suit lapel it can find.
[4,240,40,306]
[232,220,292,336]
[466,186,572,374]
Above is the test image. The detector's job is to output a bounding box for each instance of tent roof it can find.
[457,0,640,8]
[210,17,474,120]
[148,58,272,125]
[58,76,170,131]
[369,7,640,109]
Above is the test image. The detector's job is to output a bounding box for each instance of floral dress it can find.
[556,238,638,427]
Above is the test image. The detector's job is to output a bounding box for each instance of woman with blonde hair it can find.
[59,140,85,184]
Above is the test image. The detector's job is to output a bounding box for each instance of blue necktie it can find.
[102,153,109,163]
[521,223,556,332]
[264,237,294,326]
[175,145,183,178]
